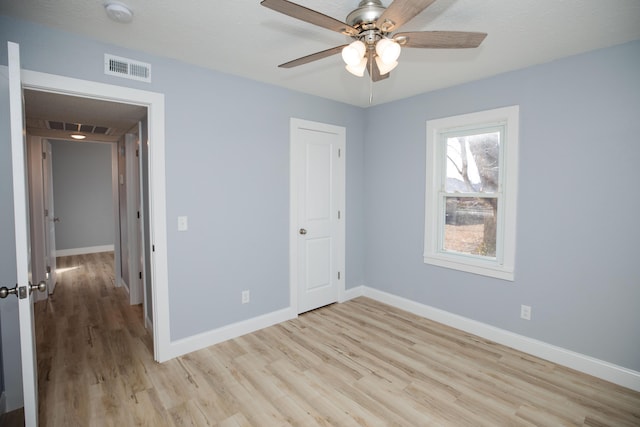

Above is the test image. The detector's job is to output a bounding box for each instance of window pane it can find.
[445,132,500,193]
[444,197,497,257]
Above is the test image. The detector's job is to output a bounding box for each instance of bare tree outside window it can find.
[444,132,500,257]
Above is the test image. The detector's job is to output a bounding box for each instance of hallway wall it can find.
[50,139,114,254]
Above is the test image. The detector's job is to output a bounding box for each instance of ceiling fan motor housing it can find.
[346,0,386,31]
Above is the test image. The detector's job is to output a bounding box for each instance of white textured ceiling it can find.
[2,0,640,108]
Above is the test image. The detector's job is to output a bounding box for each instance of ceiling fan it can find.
[261,0,487,81]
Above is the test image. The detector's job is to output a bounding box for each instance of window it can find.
[424,106,519,280]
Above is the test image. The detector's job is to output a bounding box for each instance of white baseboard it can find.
[56,244,114,257]
[166,306,297,360]
[341,285,365,302]
[145,315,154,334]
[362,287,640,392]
[119,278,130,295]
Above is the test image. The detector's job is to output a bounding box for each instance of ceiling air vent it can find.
[47,121,111,135]
[104,54,151,83]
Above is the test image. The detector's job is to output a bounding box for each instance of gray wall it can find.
[0,15,366,409]
[364,39,640,371]
[50,139,114,251]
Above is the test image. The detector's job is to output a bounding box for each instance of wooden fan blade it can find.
[261,0,358,36]
[394,31,487,48]
[376,0,436,32]
[367,51,389,82]
[279,45,347,68]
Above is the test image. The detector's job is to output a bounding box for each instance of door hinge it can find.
[44,209,49,217]
[139,271,142,279]
[136,149,139,157]
[338,210,341,219]
[152,245,155,252]
[137,211,140,219]
[338,271,341,280]
[42,151,46,160]
[338,148,341,158]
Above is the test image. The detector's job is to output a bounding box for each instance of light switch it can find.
[177,216,188,231]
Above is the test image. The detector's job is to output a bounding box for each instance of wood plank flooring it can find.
[34,252,640,426]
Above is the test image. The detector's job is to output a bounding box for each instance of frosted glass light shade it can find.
[375,38,401,64]
[375,56,398,75]
[105,2,134,23]
[341,40,366,66]
[345,57,368,77]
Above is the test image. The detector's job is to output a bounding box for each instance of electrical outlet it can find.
[242,290,250,304]
[520,304,531,320]
[177,216,188,231]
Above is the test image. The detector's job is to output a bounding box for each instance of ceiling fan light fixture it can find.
[260,0,487,83]
[375,38,401,64]
[375,56,398,75]
[345,57,368,77]
[341,40,366,66]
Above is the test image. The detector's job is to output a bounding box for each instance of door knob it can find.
[31,281,47,293]
[0,285,18,299]
[53,217,60,222]
[0,281,46,299]
[299,228,307,235]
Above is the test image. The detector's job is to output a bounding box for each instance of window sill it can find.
[423,254,514,281]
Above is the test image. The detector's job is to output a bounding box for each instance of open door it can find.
[42,140,57,294]
[26,136,57,300]
[7,41,40,427]
[126,131,143,305]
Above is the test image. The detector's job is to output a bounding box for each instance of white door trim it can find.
[289,118,346,313]
[20,69,171,362]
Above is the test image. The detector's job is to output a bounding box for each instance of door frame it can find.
[289,118,346,313]
[20,69,171,362]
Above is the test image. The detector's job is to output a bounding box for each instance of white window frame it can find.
[424,106,519,281]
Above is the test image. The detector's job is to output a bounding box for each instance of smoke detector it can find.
[104,2,133,23]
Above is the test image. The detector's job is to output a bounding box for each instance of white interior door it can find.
[8,41,39,427]
[26,136,47,302]
[43,140,57,294]
[116,127,147,307]
[136,121,148,317]
[290,118,345,314]
[125,132,143,305]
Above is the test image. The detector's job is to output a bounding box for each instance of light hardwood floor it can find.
[34,252,640,426]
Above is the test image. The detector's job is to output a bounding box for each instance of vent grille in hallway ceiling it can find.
[47,121,110,135]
